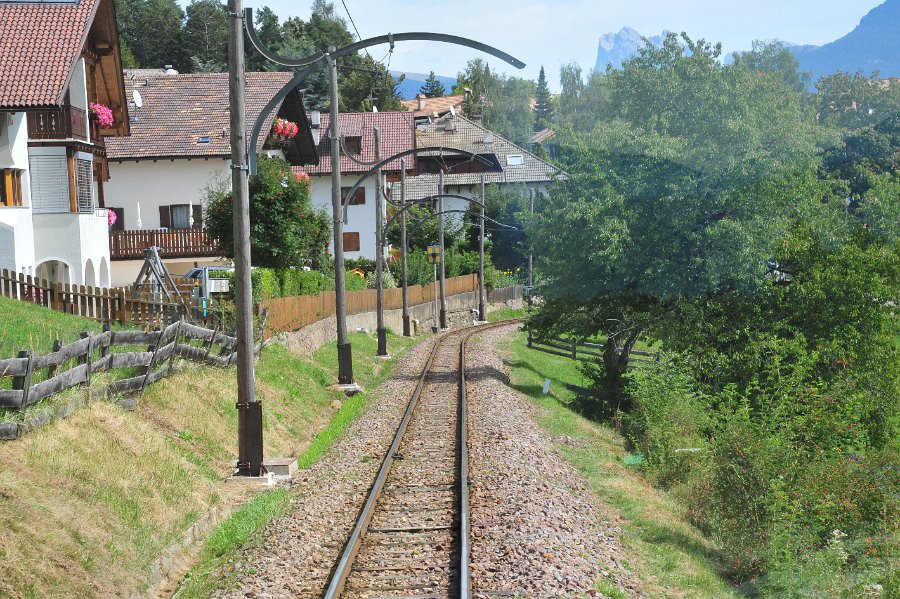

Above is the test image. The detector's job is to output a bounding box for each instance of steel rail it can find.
[322,320,521,599]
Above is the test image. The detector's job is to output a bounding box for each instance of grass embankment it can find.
[0,298,419,598]
[498,329,738,599]
[0,295,120,355]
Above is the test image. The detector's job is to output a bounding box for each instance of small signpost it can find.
[427,245,442,332]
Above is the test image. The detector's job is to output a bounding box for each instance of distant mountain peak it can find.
[594,27,673,72]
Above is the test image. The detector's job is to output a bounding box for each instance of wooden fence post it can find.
[100,323,111,358]
[48,339,64,379]
[140,327,162,392]
[12,350,33,409]
[571,338,578,360]
[79,331,93,387]
[528,329,533,348]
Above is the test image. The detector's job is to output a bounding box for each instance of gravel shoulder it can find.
[466,325,644,599]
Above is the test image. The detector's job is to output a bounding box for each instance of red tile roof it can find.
[299,112,415,176]
[0,0,101,109]
[400,94,465,118]
[106,71,307,160]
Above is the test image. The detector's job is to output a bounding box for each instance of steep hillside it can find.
[793,0,900,81]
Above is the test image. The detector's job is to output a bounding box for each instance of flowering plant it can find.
[272,118,299,139]
[89,102,115,128]
[107,209,117,227]
[293,170,311,184]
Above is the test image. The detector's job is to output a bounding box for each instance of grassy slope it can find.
[0,295,117,355]
[498,329,739,599]
[0,298,418,598]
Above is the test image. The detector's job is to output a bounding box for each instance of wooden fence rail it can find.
[527,330,658,367]
[0,320,249,440]
[1,269,215,327]
[259,274,481,338]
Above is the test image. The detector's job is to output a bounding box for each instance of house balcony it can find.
[27,105,89,142]
[109,229,220,261]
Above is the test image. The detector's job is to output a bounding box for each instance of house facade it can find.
[103,71,317,286]
[0,0,129,287]
[402,113,564,224]
[297,112,416,261]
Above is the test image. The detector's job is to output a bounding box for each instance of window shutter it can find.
[192,204,203,229]
[159,205,171,228]
[111,207,124,231]
[29,155,69,213]
[343,231,360,252]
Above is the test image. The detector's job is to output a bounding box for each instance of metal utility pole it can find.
[228,0,262,477]
[438,171,447,329]
[374,128,387,356]
[527,188,534,288]
[478,175,486,322]
[328,49,353,384]
[400,159,410,336]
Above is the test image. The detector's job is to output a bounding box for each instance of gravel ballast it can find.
[466,325,643,598]
[208,325,641,598]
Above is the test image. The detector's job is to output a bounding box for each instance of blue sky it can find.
[236,0,884,90]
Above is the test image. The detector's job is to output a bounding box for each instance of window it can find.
[506,154,524,166]
[343,231,360,252]
[160,204,202,229]
[344,136,362,154]
[341,186,366,205]
[75,158,93,212]
[171,205,191,229]
[0,168,24,207]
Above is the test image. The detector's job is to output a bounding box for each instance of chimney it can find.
[417,94,426,111]
[464,87,471,103]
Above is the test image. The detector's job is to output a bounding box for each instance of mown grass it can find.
[499,330,739,599]
[0,296,420,598]
[173,330,420,598]
[0,295,125,355]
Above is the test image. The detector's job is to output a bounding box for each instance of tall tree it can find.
[419,71,446,97]
[557,61,583,124]
[454,59,534,145]
[731,40,811,94]
[184,0,228,71]
[529,33,825,379]
[533,66,553,131]
[116,0,188,70]
[245,6,284,72]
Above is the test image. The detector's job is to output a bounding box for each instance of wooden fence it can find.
[488,284,524,304]
[1,268,214,327]
[0,320,245,440]
[260,273,480,338]
[527,331,658,367]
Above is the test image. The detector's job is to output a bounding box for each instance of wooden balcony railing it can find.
[109,229,220,261]
[27,105,88,141]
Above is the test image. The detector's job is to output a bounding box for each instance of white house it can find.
[294,111,416,261]
[0,0,129,287]
[103,71,318,286]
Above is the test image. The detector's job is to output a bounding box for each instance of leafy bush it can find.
[345,271,366,291]
[624,357,710,487]
[204,156,331,269]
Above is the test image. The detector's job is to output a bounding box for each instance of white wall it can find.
[308,175,384,261]
[33,212,110,286]
[0,112,35,273]
[105,158,229,229]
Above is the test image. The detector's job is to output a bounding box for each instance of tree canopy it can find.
[419,71,446,98]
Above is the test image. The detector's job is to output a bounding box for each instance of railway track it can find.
[322,321,516,599]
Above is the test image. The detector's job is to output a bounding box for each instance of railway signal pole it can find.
[438,172,447,329]
[400,159,410,336]
[479,175,486,321]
